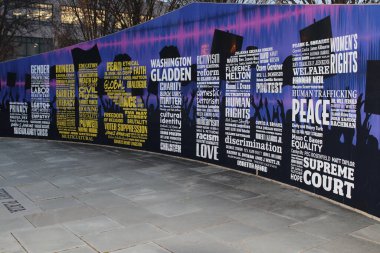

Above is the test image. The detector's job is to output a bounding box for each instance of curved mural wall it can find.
[0,4,379,217]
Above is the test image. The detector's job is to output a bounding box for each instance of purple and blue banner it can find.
[1,4,379,217]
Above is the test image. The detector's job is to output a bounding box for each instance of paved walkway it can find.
[0,138,379,253]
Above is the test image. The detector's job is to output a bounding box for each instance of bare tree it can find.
[39,0,380,50]
[57,0,107,42]
[55,0,184,45]
[179,0,272,4]
[0,0,41,61]
[277,0,377,4]
[53,23,81,49]
[108,0,191,29]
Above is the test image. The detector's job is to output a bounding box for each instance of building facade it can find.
[9,0,167,60]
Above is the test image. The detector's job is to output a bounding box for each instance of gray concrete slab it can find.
[151,210,232,234]
[155,231,242,253]
[145,198,202,217]
[238,228,328,253]
[36,197,83,211]
[102,203,164,227]
[0,232,27,253]
[200,220,265,243]
[304,235,380,253]
[25,205,100,227]
[0,187,42,218]
[242,194,305,212]
[75,191,134,211]
[12,226,86,253]
[172,177,234,194]
[112,243,171,253]
[125,188,205,207]
[17,181,64,201]
[185,194,243,215]
[350,224,380,245]
[111,185,158,199]
[269,202,327,221]
[0,216,35,234]
[0,137,379,253]
[82,223,170,252]
[56,246,97,253]
[219,188,261,202]
[63,216,123,236]
[291,213,373,239]
[227,208,297,232]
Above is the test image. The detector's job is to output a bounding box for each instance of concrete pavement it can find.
[0,137,379,253]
